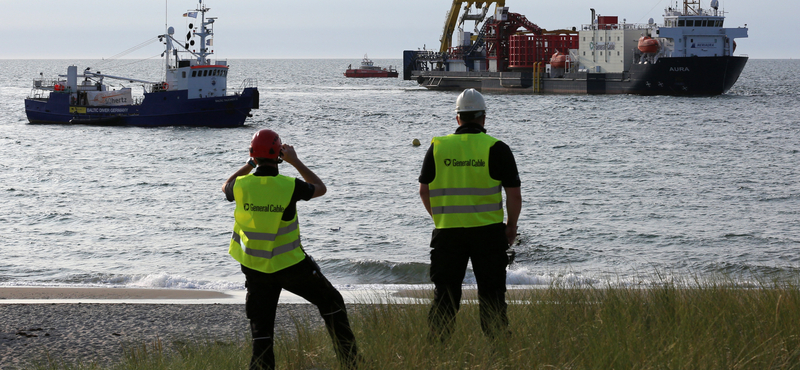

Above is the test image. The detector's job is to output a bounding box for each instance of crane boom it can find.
[439,0,505,53]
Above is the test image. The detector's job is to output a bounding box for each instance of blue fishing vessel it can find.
[24,1,259,127]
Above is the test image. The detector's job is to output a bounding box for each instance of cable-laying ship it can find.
[25,0,259,127]
[403,0,748,95]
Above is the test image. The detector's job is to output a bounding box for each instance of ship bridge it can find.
[651,0,748,58]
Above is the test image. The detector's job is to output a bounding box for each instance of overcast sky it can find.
[3,0,796,59]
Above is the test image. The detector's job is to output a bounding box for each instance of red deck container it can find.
[508,34,579,69]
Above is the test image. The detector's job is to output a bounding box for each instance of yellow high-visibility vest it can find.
[429,133,504,229]
[229,174,305,273]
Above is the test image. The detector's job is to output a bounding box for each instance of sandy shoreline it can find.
[0,288,332,369]
[0,286,232,300]
[0,286,433,304]
[0,286,525,368]
[0,286,438,368]
[0,302,330,369]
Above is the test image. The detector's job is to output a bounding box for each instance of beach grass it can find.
[31,275,800,370]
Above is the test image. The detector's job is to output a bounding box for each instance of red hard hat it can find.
[249,129,282,159]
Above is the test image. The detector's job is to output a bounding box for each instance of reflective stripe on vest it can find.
[429,133,504,228]
[230,234,301,260]
[229,174,305,273]
[236,219,298,242]
[429,185,502,198]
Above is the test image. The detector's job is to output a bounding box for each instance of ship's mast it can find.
[194,0,215,65]
[165,1,169,72]
[684,0,701,15]
[159,0,217,70]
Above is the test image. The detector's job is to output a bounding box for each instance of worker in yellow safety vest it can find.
[223,129,359,370]
[418,88,522,342]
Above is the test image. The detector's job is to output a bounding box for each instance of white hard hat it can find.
[455,88,486,113]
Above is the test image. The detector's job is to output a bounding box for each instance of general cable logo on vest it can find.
[243,203,285,213]
[443,158,486,167]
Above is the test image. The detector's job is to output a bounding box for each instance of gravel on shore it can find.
[0,303,324,369]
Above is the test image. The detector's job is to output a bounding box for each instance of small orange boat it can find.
[638,36,660,54]
[549,51,568,69]
[344,54,398,78]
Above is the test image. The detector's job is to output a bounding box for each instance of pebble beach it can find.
[0,288,325,369]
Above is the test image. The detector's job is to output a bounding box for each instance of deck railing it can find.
[238,78,258,94]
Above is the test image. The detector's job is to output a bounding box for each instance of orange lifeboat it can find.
[638,36,660,54]
[550,51,567,69]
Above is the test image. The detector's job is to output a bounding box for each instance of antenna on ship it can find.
[165,0,169,71]
[193,0,215,65]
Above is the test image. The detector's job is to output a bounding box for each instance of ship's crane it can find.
[439,0,505,53]
[484,11,544,70]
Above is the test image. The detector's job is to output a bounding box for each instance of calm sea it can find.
[1,59,798,292]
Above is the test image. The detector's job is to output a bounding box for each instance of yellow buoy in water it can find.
[412,138,421,146]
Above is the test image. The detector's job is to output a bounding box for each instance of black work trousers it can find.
[242,258,358,370]
[428,223,509,341]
